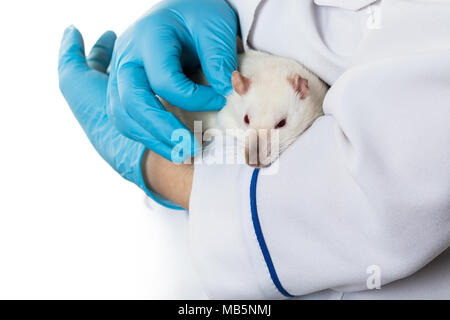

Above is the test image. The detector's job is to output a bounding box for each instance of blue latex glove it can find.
[107,0,238,161]
[59,26,183,210]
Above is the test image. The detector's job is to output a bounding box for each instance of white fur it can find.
[163,50,328,165]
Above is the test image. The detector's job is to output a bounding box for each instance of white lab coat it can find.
[188,0,450,299]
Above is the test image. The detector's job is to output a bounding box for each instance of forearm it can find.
[142,150,193,210]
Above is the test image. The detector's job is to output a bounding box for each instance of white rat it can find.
[163,50,328,167]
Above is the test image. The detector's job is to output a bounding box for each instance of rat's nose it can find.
[245,149,261,167]
[245,130,273,167]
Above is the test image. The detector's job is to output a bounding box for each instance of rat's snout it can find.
[245,139,261,168]
[245,130,279,168]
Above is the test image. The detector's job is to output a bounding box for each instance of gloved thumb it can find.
[58,25,89,74]
[58,26,110,116]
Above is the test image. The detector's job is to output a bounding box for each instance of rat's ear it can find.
[288,74,309,99]
[232,71,251,96]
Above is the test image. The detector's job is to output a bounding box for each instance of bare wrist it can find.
[142,150,194,210]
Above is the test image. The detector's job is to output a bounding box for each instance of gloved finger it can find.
[87,31,117,73]
[195,2,238,96]
[58,25,88,74]
[107,70,173,160]
[141,26,226,112]
[116,62,200,159]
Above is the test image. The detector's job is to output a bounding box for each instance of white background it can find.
[0,0,206,299]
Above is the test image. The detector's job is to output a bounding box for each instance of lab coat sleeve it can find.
[226,0,260,49]
[188,53,450,299]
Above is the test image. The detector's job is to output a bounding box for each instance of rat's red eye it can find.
[275,119,287,129]
[244,114,250,125]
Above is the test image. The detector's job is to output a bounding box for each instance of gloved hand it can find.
[107,0,238,161]
[59,26,183,210]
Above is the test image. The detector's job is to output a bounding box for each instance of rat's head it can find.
[218,69,323,167]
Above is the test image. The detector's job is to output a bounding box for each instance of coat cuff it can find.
[226,0,261,50]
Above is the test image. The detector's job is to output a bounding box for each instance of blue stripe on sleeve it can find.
[250,168,294,298]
